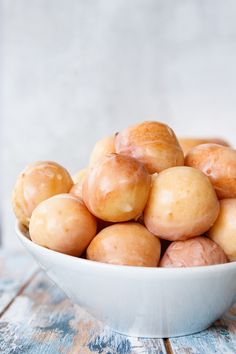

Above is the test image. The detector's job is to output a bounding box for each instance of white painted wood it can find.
[169,308,236,354]
[0,251,235,353]
[0,271,167,353]
[0,250,38,314]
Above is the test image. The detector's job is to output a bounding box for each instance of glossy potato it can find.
[12,161,73,227]
[208,199,236,261]
[86,222,161,267]
[72,168,88,184]
[179,138,229,155]
[185,144,236,199]
[115,121,184,174]
[83,153,151,222]
[70,169,88,200]
[160,236,227,267]
[89,135,115,167]
[144,166,219,241]
[70,183,84,201]
[29,194,97,256]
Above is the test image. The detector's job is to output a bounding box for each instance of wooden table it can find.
[0,250,236,354]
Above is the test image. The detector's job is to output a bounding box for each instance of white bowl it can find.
[16,223,236,338]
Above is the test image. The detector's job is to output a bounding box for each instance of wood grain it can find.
[0,250,38,315]
[168,306,236,354]
[1,251,236,353]
[0,272,167,354]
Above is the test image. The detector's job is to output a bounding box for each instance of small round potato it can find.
[185,144,236,199]
[179,138,230,155]
[160,236,227,267]
[115,121,184,174]
[144,166,219,241]
[70,183,84,200]
[72,168,88,184]
[29,194,97,256]
[89,135,115,167]
[86,222,161,267]
[70,169,88,200]
[12,161,73,227]
[83,153,151,222]
[208,199,236,261]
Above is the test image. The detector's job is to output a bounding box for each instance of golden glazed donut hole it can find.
[82,153,151,222]
[72,168,88,184]
[144,166,219,241]
[29,194,97,256]
[160,236,228,268]
[86,222,161,267]
[115,121,184,174]
[208,199,236,261]
[179,138,230,156]
[70,183,84,201]
[89,135,115,167]
[70,169,88,200]
[185,144,236,199]
[12,161,73,227]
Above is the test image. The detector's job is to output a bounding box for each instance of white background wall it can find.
[2,0,236,248]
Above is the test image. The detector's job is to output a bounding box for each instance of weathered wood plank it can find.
[2,250,235,354]
[168,306,236,354]
[0,272,167,354]
[0,250,38,315]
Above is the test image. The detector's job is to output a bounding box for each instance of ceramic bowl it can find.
[16,223,236,338]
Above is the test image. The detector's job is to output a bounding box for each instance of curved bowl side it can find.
[16,223,236,338]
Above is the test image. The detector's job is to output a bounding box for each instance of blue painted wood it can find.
[1,251,235,353]
[0,250,38,315]
[168,305,236,354]
[0,272,166,354]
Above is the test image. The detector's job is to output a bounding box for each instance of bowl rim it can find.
[16,221,236,275]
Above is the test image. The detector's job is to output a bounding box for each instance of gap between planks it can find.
[0,250,39,316]
[164,339,173,354]
[0,272,167,354]
[0,270,39,317]
[1,251,235,354]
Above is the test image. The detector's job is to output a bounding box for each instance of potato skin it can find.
[12,161,73,227]
[185,144,236,199]
[160,236,227,268]
[86,222,161,267]
[144,166,219,241]
[179,138,230,156]
[83,153,151,222]
[72,168,88,184]
[70,183,84,201]
[29,194,97,256]
[208,199,236,261]
[89,135,115,167]
[70,170,87,201]
[115,121,184,174]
